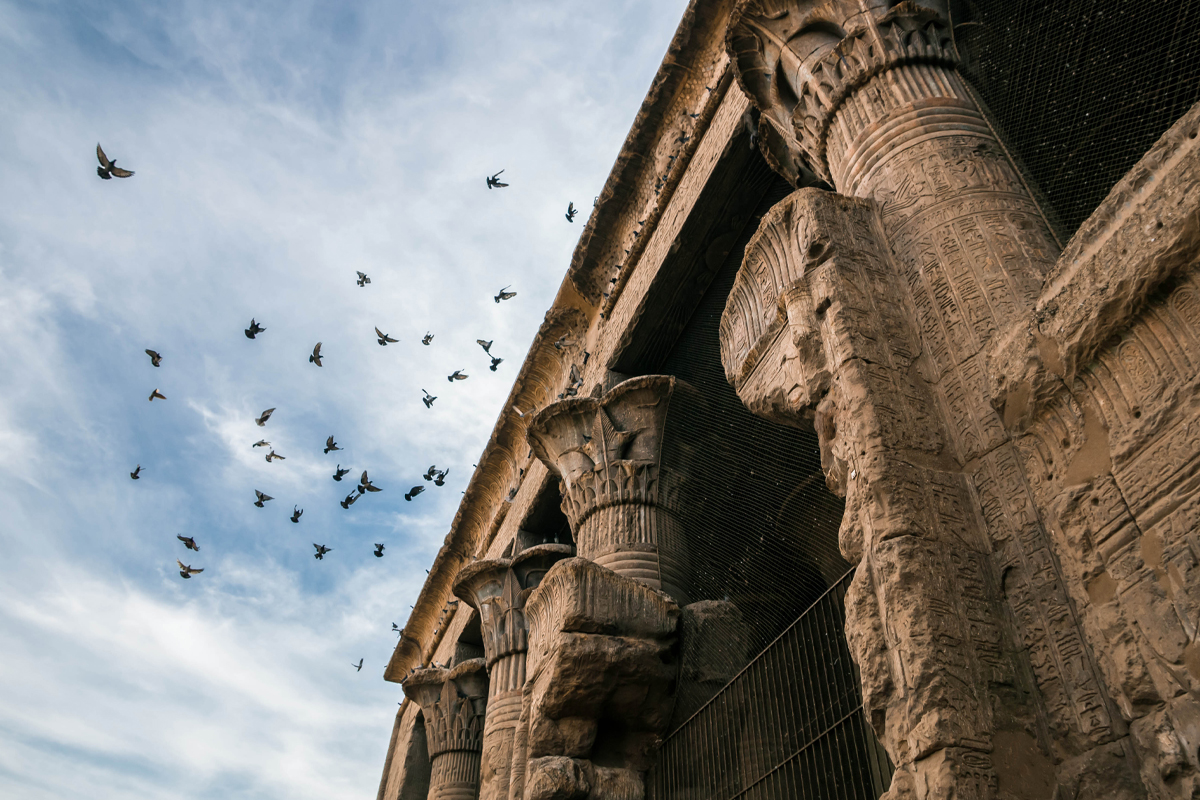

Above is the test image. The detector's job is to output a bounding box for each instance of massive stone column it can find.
[723,1,1137,797]
[527,374,698,605]
[402,660,489,800]
[452,544,573,800]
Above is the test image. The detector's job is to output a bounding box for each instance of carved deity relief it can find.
[452,545,573,800]
[402,660,489,800]
[526,375,703,605]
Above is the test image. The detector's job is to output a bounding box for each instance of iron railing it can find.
[647,569,892,800]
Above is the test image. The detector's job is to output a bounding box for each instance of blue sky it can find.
[0,1,689,797]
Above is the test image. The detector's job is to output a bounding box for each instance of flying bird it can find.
[490,356,503,372]
[486,170,508,189]
[255,408,275,427]
[353,658,363,672]
[313,543,332,560]
[447,370,468,382]
[333,465,351,481]
[340,492,359,509]
[145,349,162,367]
[423,465,438,481]
[148,389,166,402]
[357,271,371,287]
[245,319,266,339]
[290,506,303,523]
[177,534,200,551]
[177,560,203,579]
[433,469,449,487]
[324,436,341,454]
[309,342,323,367]
[374,543,386,558]
[422,390,437,408]
[422,332,434,345]
[96,144,134,179]
[375,327,398,346]
[476,339,493,354]
[130,465,142,480]
[358,470,381,494]
[404,486,425,501]
[494,286,516,303]
[565,202,578,222]
[265,449,285,462]
[253,439,270,448]
[392,622,403,635]
[254,490,273,507]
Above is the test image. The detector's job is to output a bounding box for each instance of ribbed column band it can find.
[487,652,527,697]
[577,502,689,603]
[428,750,482,800]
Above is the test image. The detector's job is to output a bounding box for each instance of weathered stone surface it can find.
[671,600,747,727]
[402,660,489,800]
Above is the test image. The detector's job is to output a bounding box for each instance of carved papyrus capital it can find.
[527,375,700,603]
[402,660,489,800]
[728,0,957,183]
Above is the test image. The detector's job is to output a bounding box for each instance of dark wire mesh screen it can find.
[658,173,850,663]
[953,0,1200,240]
[647,571,893,800]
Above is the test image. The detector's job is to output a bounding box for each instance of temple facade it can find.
[377,2,1200,799]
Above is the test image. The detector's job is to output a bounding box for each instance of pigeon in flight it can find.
[149,389,166,402]
[486,170,508,189]
[494,286,516,303]
[290,506,303,523]
[324,436,341,454]
[423,465,438,481]
[253,439,270,448]
[309,343,323,367]
[375,327,398,346]
[177,534,200,551]
[255,408,275,427]
[433,469,449,487]
[357,271,371,287]
[265,449,285,463]
[340,492,359,509]
[130,465,142,480]
[565,202,578,222]
[96,144,134,179]
[145,349,162,367]
[490,356,503,372]
[477,339,493,354]
[245,319,266,339]
[353,658,364,672]
[333,465,351,481]
[254,490,273,508]
[404,485,425,501]
[392,622,403,635]
[374,543,386,558]
[447,370,468,382]
[313,543,332,560]
[422,390,437,408]
[358,470,381,494]
[422,332,434,345]
[177,560,203,579]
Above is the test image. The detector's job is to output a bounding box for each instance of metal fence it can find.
[647,569,892,800]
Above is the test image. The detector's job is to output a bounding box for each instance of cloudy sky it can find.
[0,1,689,797]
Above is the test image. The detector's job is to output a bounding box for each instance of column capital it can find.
[402,660,489,759]
[728,0,957,183]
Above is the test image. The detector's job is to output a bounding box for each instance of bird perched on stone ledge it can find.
[96,144,134,179]
[313,543,332,560]
[404,485,425,501]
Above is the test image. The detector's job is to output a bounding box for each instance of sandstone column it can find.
[527,374,698,605]
[401,660,489,800]
[452,544,573,800]
[723,1,1131,796]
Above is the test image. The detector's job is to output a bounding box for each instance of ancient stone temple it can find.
[377,1,1200,798]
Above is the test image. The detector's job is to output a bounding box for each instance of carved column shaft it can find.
[402,661,488,800]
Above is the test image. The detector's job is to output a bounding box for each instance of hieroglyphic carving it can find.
[526,375,702,604]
